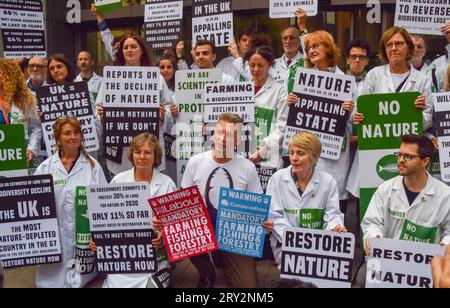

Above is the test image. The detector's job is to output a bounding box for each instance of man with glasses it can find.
[362,135,450,252]
[353,135,450,287]
[26,57,48,96]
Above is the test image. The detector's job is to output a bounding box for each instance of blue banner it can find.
[216,187,271,257]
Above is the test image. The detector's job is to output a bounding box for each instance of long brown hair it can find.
[0,58,34,118]
[53,116,95,168]
[114,35,151,67]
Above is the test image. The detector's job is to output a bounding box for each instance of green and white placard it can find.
[357,92,423,220]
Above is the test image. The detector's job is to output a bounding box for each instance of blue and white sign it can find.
[216,187,270,257]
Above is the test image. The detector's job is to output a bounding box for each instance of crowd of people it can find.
[1,5,450,288]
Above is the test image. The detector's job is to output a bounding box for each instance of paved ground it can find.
[3,200,364,288]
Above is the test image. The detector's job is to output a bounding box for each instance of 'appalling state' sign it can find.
[149,186,218,262]
[0,175,62,269]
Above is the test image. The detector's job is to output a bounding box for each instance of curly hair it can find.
[0,58,34,118]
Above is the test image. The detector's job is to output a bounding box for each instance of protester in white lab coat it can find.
[355,135,450,287]
[96,133,176,288]
[353,27,433,131]
[267,132,346,265]
[219,27,258,81]
[96,35,170,177]
[245,46,288,170]
[177,113,273,288]
[34,116,106,288]
[0,58,42,163]
[287,31,355,211]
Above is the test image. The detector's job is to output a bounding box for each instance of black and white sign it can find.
[366,238,445,288]
[192,0,233,47]
[0,175,62,269]
[394,0,450,35]
[86,182,157,274]
[36,82,99,156]
[102,67,160,163]
[144,0,183,50]
[0,0,46,59]
[175,69,222,186]
[269,0,318,19]
[284,69,355,160]
[281,227,355,288]
[433,92,450,183]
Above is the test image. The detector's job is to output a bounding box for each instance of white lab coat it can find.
[95,75,172,176]
[102,168,176,288]
[267,166,344,264]
[362,174,450,245]
[34,152,107,288]
[255,77,289,169]
[270,51,304,86]
[428,44,450,71]
[8,104,42,157]
[361,64,434,130]
[99,21,115,60]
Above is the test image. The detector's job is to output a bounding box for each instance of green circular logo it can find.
[376,154,399,181]
[10,112,19,120]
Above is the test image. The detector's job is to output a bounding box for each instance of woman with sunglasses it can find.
[34,116,106,288]
[0,58,42,165]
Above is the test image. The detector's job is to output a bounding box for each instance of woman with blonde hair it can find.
[267,131,346,265]
[0,58,42,163]
[34,116,106,288]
